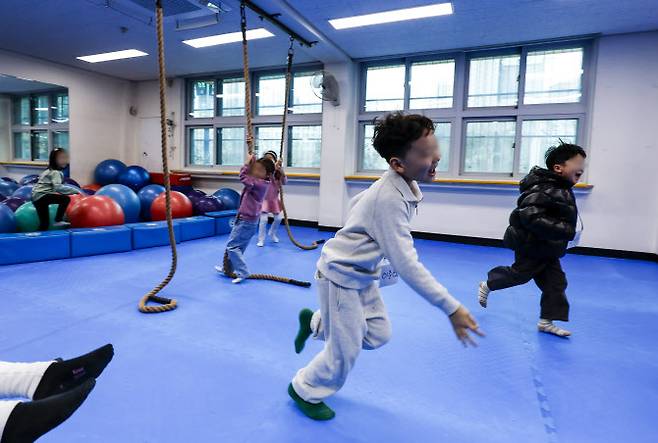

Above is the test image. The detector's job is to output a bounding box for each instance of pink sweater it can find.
[237,159,269,221]
[262,169,287,214]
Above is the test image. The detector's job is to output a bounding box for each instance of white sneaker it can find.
[214,265,224,274]
[538,319,571,337]
[53,221,71,228]
[257,240,264,247]
[270,233,280,243]
[232,277,244,284]
[478,281,490,308]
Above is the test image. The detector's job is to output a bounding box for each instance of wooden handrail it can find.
[345,175,594,189]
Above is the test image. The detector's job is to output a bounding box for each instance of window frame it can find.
[184,64,323,172]
[356,39,595,179]
[10,90,70,162]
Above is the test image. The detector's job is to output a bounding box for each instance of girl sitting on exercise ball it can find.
[32,148,83,231]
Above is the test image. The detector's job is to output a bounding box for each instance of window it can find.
[361,121,451,172]
[289,126,322,168]
[218,78,245,116]
[255,126,281,158]
[189,80,214,118]
[217,127,245,166]
[292,73,322,114]
[52,93,69,123]
[464,121,516,174]
[519,119,578,173]
[364,64,405,112]
[185,67,323,170]
[53,131,70,150]
[188,127,214,166]
[409,60,455,109]
[11,91,69,162]
[467,54,520,107]
[13,132,30,160]
[358,41,590,177]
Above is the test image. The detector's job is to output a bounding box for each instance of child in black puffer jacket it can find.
[478,142,586,337]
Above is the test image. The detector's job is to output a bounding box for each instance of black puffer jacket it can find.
[503,167,578,259]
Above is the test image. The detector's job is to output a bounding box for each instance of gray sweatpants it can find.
[292,271,392,404]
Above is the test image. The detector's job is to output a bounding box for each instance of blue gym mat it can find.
[0,226,656,443]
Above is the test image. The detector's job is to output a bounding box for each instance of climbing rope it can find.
[138,0,178,313]
[277,37,325,251]
[222,1,311,287]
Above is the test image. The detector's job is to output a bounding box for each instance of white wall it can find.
[0,49,136,184]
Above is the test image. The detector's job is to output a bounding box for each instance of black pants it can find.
[33,194,70,231]
[487,252,569,321]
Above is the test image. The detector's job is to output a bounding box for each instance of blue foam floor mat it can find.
[0,226,656,443]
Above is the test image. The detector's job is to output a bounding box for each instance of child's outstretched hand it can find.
[449,306,484,347]
[246,153,255,164]
[275,159,283,170]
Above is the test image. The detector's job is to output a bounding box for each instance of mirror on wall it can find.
[0,74,69,163]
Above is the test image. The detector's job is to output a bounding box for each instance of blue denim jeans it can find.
[225,218,258,278]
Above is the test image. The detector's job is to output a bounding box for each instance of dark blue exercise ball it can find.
[12,185,33,201]
[117,165,150,191]
[0,204,16,233]
[19,174,39,186]
[0,180,19,197]
[212,188,241,210]
[2,197,26,212]
[94,159,127,185]
[137,184,165,221]
[63,177,80,188]
[1,177,18,184]
[193,196,224,215]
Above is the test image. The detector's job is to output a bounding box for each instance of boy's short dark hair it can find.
[545,140,587,170]
[372,112,435,162]
[257,157,275,175]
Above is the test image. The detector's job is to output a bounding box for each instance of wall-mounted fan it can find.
[310,71,340,107]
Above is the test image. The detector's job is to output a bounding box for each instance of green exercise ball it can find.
[14,202,63,232]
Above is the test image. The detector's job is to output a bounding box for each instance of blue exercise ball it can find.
[96,184,141,223]
[0,204,16,233]
[19,174,39,186]
[193,195,224,215]
[2,197,26,212]
[117,165,150,191]
[94,159,127,185]
[212,188,241,210]
[137,184,165,221]
[2,177,18,185]
[12,185,33,201]
[0,180,19,198]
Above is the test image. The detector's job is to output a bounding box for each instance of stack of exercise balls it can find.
[0,161,244,233]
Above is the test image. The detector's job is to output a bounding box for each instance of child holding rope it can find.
[288,113,483,420]
[257,150,287,247]
[215,154,274,284]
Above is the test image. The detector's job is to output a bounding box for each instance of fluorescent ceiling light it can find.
[77,49,148,63]
[183,28,274,48]
[328,2,453,30]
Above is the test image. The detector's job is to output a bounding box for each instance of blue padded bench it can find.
[69,226,132,258]
[0,231,70,265]
[178,216,215,241]
[205,210,237,235]
[127,221,181,249]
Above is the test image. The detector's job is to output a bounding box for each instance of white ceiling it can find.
[0,0,656,81]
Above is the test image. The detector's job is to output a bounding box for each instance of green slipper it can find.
[288,383,335,421]
[294,308,314,354]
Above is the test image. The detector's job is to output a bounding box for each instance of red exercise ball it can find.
[66,194,86,219]
[68,195,125,228]
[150,191,193,221]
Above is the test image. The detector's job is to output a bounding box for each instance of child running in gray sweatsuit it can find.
[288,113,484,420]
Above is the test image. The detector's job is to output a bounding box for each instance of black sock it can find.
[32,344,113,400]
[1,379,95,443]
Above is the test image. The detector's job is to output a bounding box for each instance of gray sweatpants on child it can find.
[291,271,392,404]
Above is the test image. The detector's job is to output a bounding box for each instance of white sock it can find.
[478,281,490,308]
[257,213,268,245]
[538,319,571,337]
[269,213,282,242]
[0,361,52,399]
